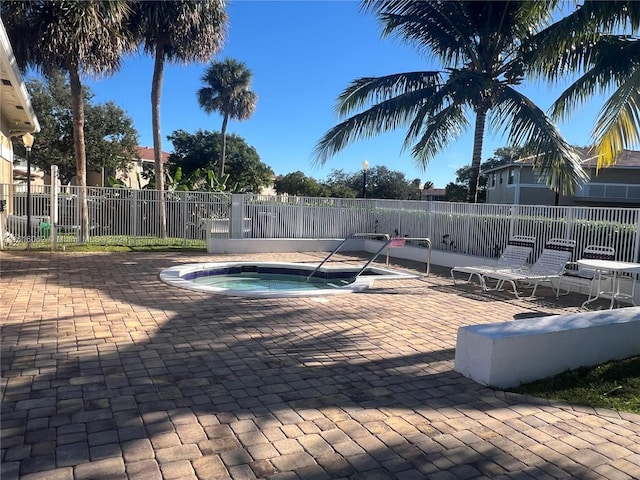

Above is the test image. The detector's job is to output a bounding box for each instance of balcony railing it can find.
[575,183,640,202]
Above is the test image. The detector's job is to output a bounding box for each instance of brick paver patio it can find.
[1,250,639,480]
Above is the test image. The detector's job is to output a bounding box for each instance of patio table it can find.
[577,259,640,309]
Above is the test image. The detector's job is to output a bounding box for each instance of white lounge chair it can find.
[481,238,576,299]
[559,245,615,300]
[450,235,536,289]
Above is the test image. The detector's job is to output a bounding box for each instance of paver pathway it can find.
[1,251,639,480]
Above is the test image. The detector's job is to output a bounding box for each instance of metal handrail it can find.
[306,233,390,281]
[385,237,432,276]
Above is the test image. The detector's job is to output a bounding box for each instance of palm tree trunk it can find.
[467,108,488,203]
[152,41,167,238]
[68,63,89,243]
[219,114,229,178]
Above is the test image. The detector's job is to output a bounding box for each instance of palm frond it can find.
[592,67,640,167]
[492,87,588,195]
[3,0,135,76]
[526,1,640,82]
[313,88,434,166]
[403,74,476,150]
[335,72,441,117]
[410,103,469,167]
[550,37,640,120]
[375,1,476,66]
[134,0,227,63]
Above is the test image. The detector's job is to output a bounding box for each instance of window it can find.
[508,168,515,185]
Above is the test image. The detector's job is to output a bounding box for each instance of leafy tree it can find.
[23,72,139,185]
[143,166,230,193]
[167,129,273,193]
[325,183,357,199]
[131,0,228,237]
[451,165,486,203]
[326,166,414,199]
[530,1,640,167]
[314,1,588,204]
[3,0,136,242]
[483,146,524,170]
[274,172,328,197]
[198,58,258,178]
[444,182,468,202]
[225,155,274,194]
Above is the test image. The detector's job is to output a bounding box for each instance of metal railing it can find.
[2,184,639,266]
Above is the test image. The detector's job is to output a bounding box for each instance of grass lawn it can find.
[509,355,640,415]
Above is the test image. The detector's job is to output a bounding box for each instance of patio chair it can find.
[450,235,536,289]
[558,245,616,300]
[481,238,577,299]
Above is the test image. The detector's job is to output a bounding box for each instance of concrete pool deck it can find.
[1,250,639,480]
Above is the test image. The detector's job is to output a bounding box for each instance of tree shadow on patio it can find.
[0,251,614,480]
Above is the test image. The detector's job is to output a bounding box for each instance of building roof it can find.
[576,148,640,168]
[136,146,170,163]
[481,148,640,174]
[423,188,446,197]
[0,18,39,135]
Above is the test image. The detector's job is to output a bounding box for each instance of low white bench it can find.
[454,307,640,389]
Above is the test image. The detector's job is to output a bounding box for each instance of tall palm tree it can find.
[529,1,640,168]
[2,1,134,242]
[314,0,588,203]
[198,58,258,178]
[131,0,227,238]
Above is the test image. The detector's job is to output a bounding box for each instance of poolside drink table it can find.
[577,259,640,309]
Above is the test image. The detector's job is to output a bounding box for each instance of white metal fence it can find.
[2,184,639,264]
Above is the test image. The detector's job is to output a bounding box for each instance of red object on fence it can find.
[389,238,406,248]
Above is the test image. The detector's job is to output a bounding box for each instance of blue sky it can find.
[85,0,604,188]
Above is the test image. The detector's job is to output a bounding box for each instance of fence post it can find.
[230,194,244,239]
[297,198,304,238]
[181,191,188,246]
[565,206,574,241]
[463,202,472,254]
[634,211,640,263]
[131,189,138,246]
[508,204,515,238]
[50,165,59,251]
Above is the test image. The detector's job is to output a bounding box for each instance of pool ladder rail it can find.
[306,233,431,282]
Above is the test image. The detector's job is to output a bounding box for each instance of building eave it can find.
[0,18,40,136]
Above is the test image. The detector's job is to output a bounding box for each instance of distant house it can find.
[86,146,170,188]
[483,148,640,206]
[421,188,446,201]
[125,146,170,189]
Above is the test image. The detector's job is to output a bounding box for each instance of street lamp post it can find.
[361,160,369,199]
[419,182,424,201]
[22,133,34,250]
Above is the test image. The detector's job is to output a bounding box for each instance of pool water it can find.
[160,261,419,298]
[192,272,352,291]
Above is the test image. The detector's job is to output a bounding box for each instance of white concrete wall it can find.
[207,238,362,254]
[454,307,640,389]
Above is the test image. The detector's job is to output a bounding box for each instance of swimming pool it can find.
[159,261,419,298]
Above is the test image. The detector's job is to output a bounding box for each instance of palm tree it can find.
[131,0,228,237]
[2,1,135,242]
[314,0,588,203]
[198,58,258,178]
[529,1,640,168]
